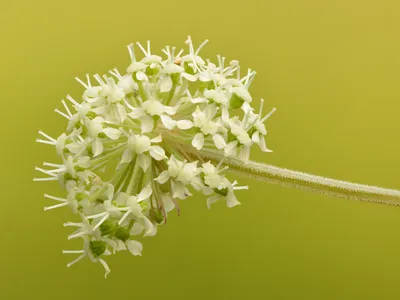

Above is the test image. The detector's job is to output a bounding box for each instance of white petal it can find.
[222,106,230,122]
[116,104,127,122]
[207,195,221,209]
[142,217,157,237]
[252,131,260,143]
[202,186,214,195]
[130,222,144,235]
[162,194,175,212]
[138,154,151,172]
[149,146,166,161]
[190,177,204,191]
[115,240,126,252]
[176,120,194,130]
[226,193,241,208]
[136,71,148,81]
[191,97,207,104]
[225,141,238,156]
[154,170,170,184]
[140,116,154,133]
[102,128,121,140]
[160,115,176,129]
[213,134,226,150]
[150,135,162,143]
[182,73,197,82]
[121,149,133,164]
[159,76,173,93]
[192,133,204,150]
[164,105,178,115]
[66,142,85,154]
[172,182,189,199]
[92,138,104,157]
[128,107,144,119]
[259,136,273,153]
[138,185,152,201]
[239,146,250,163]
[126,240,143,256]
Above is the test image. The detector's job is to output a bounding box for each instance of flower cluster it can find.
[34,37,275,277]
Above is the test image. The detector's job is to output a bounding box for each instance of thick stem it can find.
[190,148,400,206]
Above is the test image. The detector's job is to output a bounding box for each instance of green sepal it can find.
[89,241,107,257]
[99,220,116,236]
[214,187,228,197]
[229,94,244,109]
[115,226,130,242]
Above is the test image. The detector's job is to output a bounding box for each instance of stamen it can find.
[38,131,56,142]
[127,43,136,62]
[66,95,79,106]
[44,202,69,211]
[195,39,209,55]
[66,254,86,268]
[261,107,276,122]
[86,74,92,87]
[33,177,58,182]
[61,100,73,117]
[86,212,108,220]
[63,222,84,227]
[259,98,264,116]
[75,76,88,88]
[63,250,85,254]
[118,210,131,225]
[220,56,226,73]
[147,40,151,55]
[43,162,63,167]
[246,70,256,88]
[44,194,67,202]
[162,46,170,57]
[136,42,147,56]
[113,68,122,78]
[93,74,105,85]
[233,185,249,190]
[68,231,87,240]
[176,49,184,57]
[36,139,55,145]
[54,109,71,120]
[92,213,110,231]
[35,167,57,176]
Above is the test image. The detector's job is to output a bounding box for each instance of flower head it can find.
[35,37,275,277]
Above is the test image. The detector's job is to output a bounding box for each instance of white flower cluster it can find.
[34,37,275,277]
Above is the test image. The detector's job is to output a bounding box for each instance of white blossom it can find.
[34,37,274,277]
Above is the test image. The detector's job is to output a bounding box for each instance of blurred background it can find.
[2,0,400,299]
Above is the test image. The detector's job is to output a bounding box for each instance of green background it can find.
[2,0,400,299]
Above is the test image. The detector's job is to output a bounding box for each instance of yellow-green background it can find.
[2,0,400,299]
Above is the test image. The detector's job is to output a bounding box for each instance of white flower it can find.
[63,237,112,278]
[191,104,226,150]
[206,179,248,209]
[128,99,178,132]
[35,36,274,277]
[121,133,166,170]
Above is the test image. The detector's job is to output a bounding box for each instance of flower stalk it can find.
[191,148,400,206]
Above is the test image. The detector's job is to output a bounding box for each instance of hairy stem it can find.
[190,148,400,206]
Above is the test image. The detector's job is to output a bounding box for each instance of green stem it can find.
[189,148,400,206]
[126,155,142,195]
[164,82,177,106]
